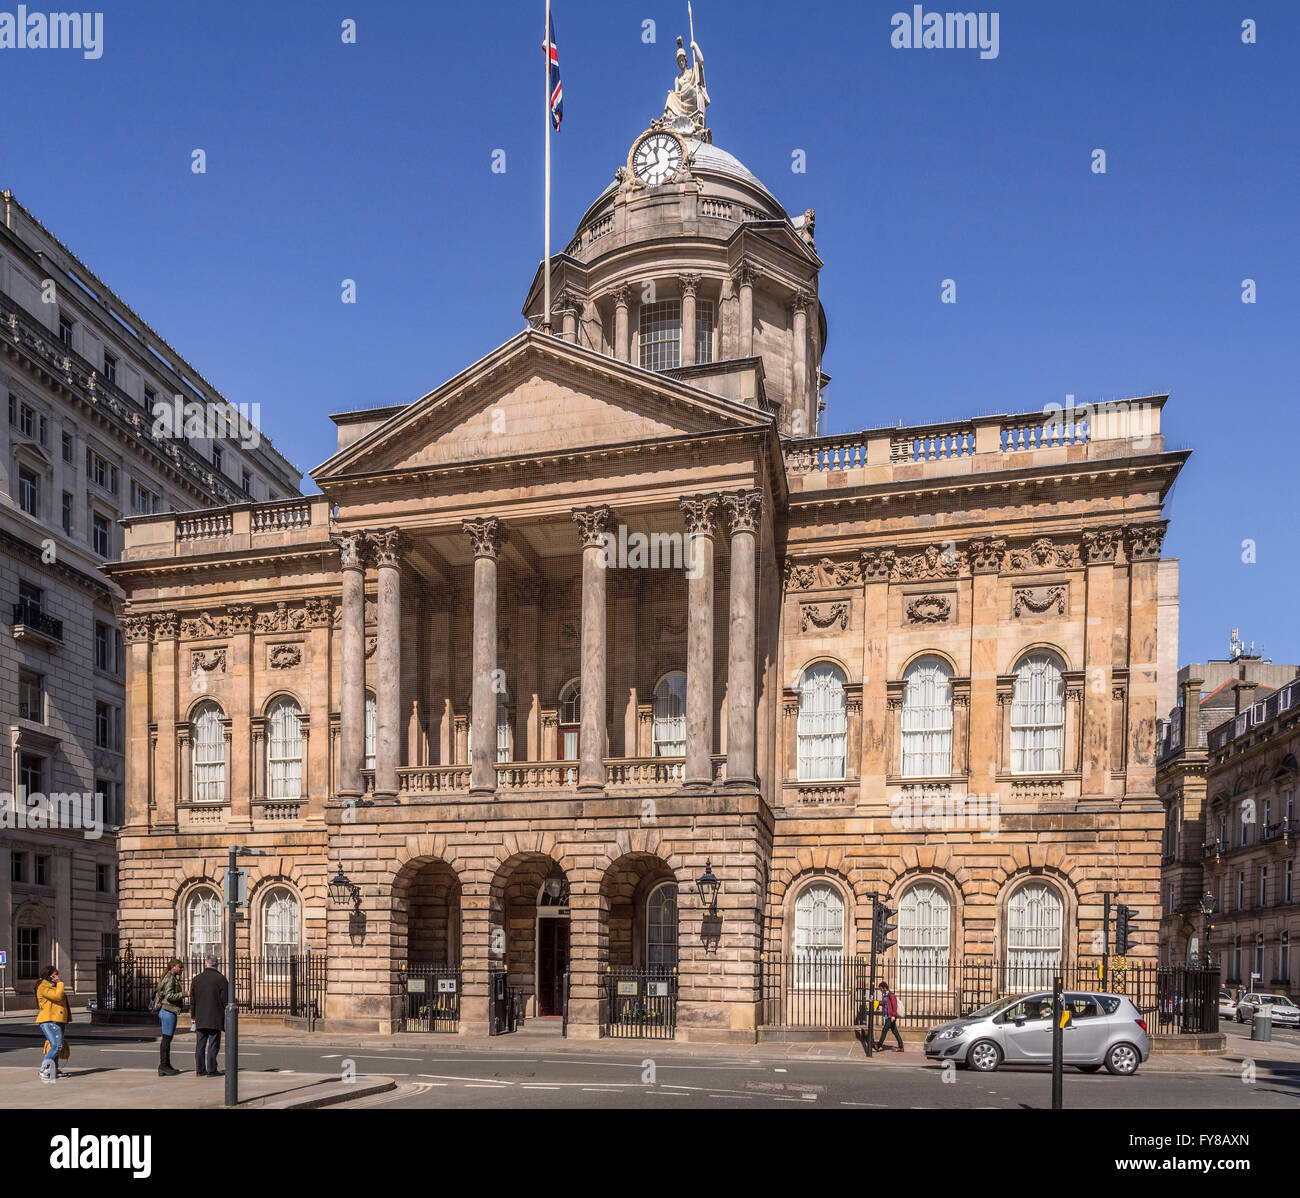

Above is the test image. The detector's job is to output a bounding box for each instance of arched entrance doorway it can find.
[536,863,571,1017]
[491,854,571,1020]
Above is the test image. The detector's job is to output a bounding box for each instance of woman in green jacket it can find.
[155,959,185,1076]
[35,965,71,1081]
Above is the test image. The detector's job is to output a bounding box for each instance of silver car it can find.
[1235,992,1300,1028]
[924,991,1151,1075]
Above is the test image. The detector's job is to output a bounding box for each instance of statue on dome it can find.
[657,30,710,139]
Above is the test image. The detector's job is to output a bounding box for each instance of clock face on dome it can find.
[632,132,683,186]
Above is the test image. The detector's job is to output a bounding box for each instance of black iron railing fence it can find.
[604,967,678,1039]
[759,954,1219,1035]
[94,953,325,1020]
[398,963,460,1032]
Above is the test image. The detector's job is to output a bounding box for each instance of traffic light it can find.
[1115,903,1138,956]
[873,896,897,955]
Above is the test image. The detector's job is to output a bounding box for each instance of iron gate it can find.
[604,968,678,1039]
[399,963,460,1032]
[489,965,526,1035]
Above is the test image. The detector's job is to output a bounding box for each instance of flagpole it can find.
[543,0,552,334]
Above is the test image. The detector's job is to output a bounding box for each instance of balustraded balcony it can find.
[388,755,725,801]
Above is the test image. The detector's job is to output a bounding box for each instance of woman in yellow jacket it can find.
[35,964,71,1081]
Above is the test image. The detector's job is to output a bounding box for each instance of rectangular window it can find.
[18,580,43,614]
[1237,872,1245,910]
[10,851,23,883]
[92,512,110,557]
[96,701,112,748]
[18,670,44,722]
[61,491,73,534]
[101,931,119,957]
[695,298,715,364]
[1260,866,1269,908]
[58,314,73,347]
[38,414,48,446]
[97,779,122,826]
[97,863,109,893]
[94,621,112,671]
[35,854,49,886]
[19,753,43,796]
[638,301,682,371]
[103,351,117,384]
[130,479,159,515]
[18,465,40,516]
[18,402,34,437]
[212,444,223,474]
[143,386,156,410]
[241,468,252,494]
[17,927,40,980]
[61,430,73,462]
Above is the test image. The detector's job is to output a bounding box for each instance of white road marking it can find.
[424,1073,516,1084]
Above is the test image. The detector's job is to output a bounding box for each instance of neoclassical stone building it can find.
[107,62,1188,1038]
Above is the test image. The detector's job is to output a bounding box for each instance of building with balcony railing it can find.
[1,190,301,1005]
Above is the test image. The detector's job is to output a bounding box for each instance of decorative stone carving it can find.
[800,601,849,632]
[181,611,227,639]
[1006,538,1080,572]
[572,504,614,548]
[968,538,1007,574]
[678,273,701,299]
[1013,585,1067,618]
[190,649,226,674]
[268,644,302,669]
[255,602,309,633]
[679,493,721,537]
[462,515,507,560]
[1082,528,1122,564]
[366,527,403,568]
[610,282,631,307]
[152,611,179,640]
[335,533,366,569]
[657,33,710,138]
[731,260,758,289]
[1125,521,1168,561]
[893,544,961,581]
[721,489,763,535]
[365,636,377,659]
[859,548,896,582]
[305,597,336,627]
[906,594,952,624]
[790,288,814,314]
[785,556,862,592]
[226,605,254,633]
[123,615,151,643]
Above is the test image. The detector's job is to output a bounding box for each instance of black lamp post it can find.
[327,866,362,912]
[695,859,720,913]
[1199,890,1217,969]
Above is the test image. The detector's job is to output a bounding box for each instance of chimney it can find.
[1181,676,1204,747]
[1234,680,1259,715]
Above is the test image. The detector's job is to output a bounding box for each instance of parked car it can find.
[1218,989,1239,1020]
[924,991,1151,1075]
[1236,993,1300,1028]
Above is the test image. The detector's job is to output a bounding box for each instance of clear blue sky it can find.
[3,0,1296,667]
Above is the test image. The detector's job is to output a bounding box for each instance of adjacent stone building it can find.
[0,191,299,1003]
[107,60,1188,1038]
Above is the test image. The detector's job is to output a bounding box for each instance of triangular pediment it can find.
[314,331,771,481]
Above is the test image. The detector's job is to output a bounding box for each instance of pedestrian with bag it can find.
[154,958,185,1076]
[35,965,72,1081]
[188,955,228,1077]
[873,979,905,1052]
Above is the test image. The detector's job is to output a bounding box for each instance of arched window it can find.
[262,887,300,978]
[468,695,512,764]
[266,697,303,798]
[653,672,686,777]
[1010,652,1065,774]
[646,882,678,972]
[186,888,222,958]
[793,882,845,986]
[364,692,376,771]
[559,681,581,780]
[192,701,226,803]
[1005,881,1063,990]
[899,881,951,989]
[797,664,847,781]
[901,657,953,777]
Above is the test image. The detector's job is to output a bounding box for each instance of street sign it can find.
[617,981,638,996]
[407,978,426,993]
[0,950,6,966]
[223,867,247,908]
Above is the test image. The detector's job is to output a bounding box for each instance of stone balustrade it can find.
[122,496,332,560]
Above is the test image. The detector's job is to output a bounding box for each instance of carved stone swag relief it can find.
[799,601,849,632]
[1012,585,1067,618]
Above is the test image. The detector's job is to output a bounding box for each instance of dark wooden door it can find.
[537,917,570,1016]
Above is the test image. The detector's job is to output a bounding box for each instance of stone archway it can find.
[392,857,462,967]
[601,852,678,971]
[490,853,570,1018]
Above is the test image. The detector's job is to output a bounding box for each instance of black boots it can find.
[158,1034,180,1077]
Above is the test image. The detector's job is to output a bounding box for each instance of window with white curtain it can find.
[1010,652,1065,774]
[262,888,299,978]
[653,672,686,777]
[793,882,845,987]
[1005,882,1063,990]
[266,697,303,798]
[899,882,951,988]
[364,692,376,771]
[797,664,847,781]
[646,882,678,972]
[901,657,954,777]
[186,889,222,957]
[470,695,512,764]
[559,680,581,782]
[192,701,226,802]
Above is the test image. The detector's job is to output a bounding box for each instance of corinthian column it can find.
[573,505,614,792]
[732,262,757,358]
[337,533,367,799]
[611,283,631,362]
[679,274,700,368]
[680,494,720,788]
[462,516,506,796]
[368,528,403,800]
[722,489,762,787]
[791,288,812,428]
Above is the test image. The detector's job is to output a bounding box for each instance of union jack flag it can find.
[545,12,563,131]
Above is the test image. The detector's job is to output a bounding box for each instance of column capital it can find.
[610,282,631,307]
[721,488,763,535]
[462,515,508,560]
[678,272,702,298]
[968,537,1007,575]
[731,259,759,289]
[1082,526,1122,564]
[790,287,814,314]
[123,613,152,643]
[152,611,179,640]
[225,604,254,633]
[556,287,584,313]
[1124,520,1168,562]
[572,504,615,549]
[859,546,896,582]
[679,493,721,538]
[366,527,404,568]
[334,532,368,570]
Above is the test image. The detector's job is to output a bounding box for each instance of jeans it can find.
[158,1008,178,1036]
[875,1016,904,1049]
[39,1021,63,1072]
[195,1027,222,1074]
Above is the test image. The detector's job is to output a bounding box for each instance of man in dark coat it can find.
[189,956,228,1076]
